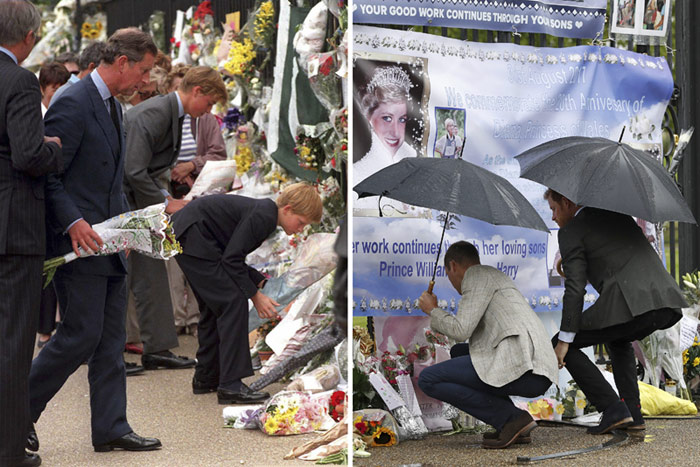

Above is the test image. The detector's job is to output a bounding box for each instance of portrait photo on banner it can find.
[352,53,431,217]
[611,0,670,37]
[433,107,465,159]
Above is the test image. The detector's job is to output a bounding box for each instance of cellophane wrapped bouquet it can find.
[259,391,334,436]
[43,203,180,286]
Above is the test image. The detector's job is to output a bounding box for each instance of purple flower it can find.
[223,107,241,131]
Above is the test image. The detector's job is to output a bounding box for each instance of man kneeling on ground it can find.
[417,241,558,449]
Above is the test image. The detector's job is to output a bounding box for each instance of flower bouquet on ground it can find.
[328,390,346,422]
[683,335,700,391]
[353,409,399,447]
[43,203,180,287]
[259,391,334,435]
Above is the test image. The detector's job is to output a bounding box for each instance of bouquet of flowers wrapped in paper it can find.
[43,203,181,286]
[259,391,333,436]
[306,52,342,111]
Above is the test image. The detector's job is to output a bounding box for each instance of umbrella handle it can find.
[427,281,435,294]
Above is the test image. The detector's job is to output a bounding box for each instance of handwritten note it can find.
[369,373,405,410]
[680,316,699,351]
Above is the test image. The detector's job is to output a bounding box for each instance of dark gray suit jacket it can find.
[123,92,181,208]
[559,207,686,332]
[44,74,128,275]
[172,194,278,299]
[0,52,62,255]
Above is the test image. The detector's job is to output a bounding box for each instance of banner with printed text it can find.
[353,0,607,39]
[352,25,673,317]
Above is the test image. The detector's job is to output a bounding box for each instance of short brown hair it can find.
[102,27,157,65]
[165,63,190,93]
[543,188,564,203]
[0,0,41,47]
[444,241,480,268]
[39,62,70,89]
[276,183,323,223]
[179,66,227,104]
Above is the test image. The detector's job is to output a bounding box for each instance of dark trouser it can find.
[37,284,58,335]
[29,271,131,445]
[553,307,680,413]
[128,253,179,354]
[175,253,252,389]
[0,255,42,465]
[418,354,551,431]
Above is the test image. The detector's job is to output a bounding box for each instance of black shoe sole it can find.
[587,416,633,435]
[193,387,218,395]
[94,443,162,452]
[142,361,196,370]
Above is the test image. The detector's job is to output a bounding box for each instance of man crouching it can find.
[417,241,558,448]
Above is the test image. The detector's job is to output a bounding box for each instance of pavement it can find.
[31,334,319,466]
[354,418,700,466]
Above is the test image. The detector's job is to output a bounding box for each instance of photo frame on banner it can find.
[433,107,466,159]
[611,0,671,37]
[353,52,432,217]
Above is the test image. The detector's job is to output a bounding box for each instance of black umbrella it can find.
[353,157,549,292]
[515,134,696,224]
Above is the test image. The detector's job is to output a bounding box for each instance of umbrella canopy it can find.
[515,136,696,224]
[353,157,549,233]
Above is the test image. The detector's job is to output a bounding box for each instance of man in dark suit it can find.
[172,183,323,404]
[545,189,686,434]
[123,66,227,370]
[0,2,62,466]
[28,28,162,455]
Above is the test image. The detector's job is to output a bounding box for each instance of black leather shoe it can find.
[587,400,633,434]
[217,384,270,405]
[192,377,218,395]
[142,351,195,370]
[26,424,38,452]
[13,451,41,467]
[93,432,162,452]
[125,361,145,376]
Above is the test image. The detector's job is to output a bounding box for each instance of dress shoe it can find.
[93,431,162,452]
[12,452,41,467]
[217,384,270,405]
[142,350,195,370]
[623,400,645,431]
[482,430,531,444]
[192,377,218,394]
[124,342,143,354]
[125,361,145,376]
[481,411,537,449]
[587,400,633,434]
[26,424,38,452]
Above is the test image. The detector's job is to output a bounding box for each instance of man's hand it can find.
[555,341,569,369]
[418,291,438,316]
[251,291,280,320]
[165,197,189,214]
[68,219,103,256]
[171,161,195,182]
[44,135,62,148]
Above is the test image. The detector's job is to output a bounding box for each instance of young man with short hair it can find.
[173,183,323,404]
[123,65,228,372]
[417,241,558,449]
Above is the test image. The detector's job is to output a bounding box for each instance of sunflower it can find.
[372,427,397,447]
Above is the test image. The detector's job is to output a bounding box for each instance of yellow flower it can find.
[89,29,100,39]
[576,398,587,409]
[694,357,700,367]
[555,403,565,415]
[264,416,279,434]
[372,427,397,447]
[224,38,256,76]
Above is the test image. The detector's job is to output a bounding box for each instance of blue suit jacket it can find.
[45,74,129,275]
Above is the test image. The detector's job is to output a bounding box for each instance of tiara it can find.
[366,66,413,95]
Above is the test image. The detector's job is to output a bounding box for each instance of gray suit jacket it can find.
[123,92,181,208]
[430,265,558,388]
[559,207,686,333]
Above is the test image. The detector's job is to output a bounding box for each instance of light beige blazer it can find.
[430,265,558,388]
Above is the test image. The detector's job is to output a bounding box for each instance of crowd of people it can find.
[0,2,326,466]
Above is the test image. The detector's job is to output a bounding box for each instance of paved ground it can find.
[32,334,321,466]
[354,418,700,466]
